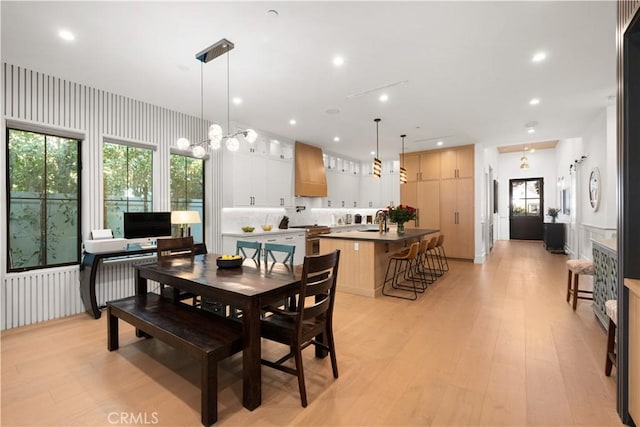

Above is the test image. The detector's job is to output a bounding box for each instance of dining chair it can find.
[263,242,295,270]
[157,236,198,305]
[260,250,341,407]
[236,240,262,265]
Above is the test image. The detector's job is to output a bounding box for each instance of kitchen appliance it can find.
[345,214,353,224]
[354,214,362,224]
[289,224,331,255]
[366,215,373,224]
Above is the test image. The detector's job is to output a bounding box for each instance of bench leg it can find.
[572,273,579,311]
[566,270,572,303]
[107,307,119,351]
[201,355,217,426]
[605,318,617,376]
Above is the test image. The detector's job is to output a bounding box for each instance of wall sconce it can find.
[171,211,201,237]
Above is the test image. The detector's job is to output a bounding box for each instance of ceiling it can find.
[497,140,558,153]
[1,1,616,161]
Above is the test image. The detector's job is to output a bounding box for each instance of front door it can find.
[509,178,544,240]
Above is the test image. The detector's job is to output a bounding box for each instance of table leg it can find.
[242,299,262,410]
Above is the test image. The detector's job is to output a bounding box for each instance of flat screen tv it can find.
[124,212,172,241]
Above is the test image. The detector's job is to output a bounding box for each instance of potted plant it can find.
[386,204,417,234]
[547,207,560,223]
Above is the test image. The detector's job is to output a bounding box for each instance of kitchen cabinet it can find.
[440,178,474,259]
[360,174,381,208]
[266,158,294,207]
[380,170,399,208]
[440,145,474,179]
[230,152,268,206]
[326,170,359,208]
[401,180,440,229]
[222,230,306,265]
[223,142,294,208]
[404,151,440,182]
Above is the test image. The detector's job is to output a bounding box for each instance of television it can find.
[123,212,172,244]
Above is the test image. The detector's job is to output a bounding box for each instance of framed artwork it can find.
[589,167,601,211]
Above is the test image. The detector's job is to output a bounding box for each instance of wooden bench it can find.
[107,293,244,426]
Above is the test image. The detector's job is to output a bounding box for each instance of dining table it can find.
[134,254,303,411]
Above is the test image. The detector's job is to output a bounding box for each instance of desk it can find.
[135,254,302,411]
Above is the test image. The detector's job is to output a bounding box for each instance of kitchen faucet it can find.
[375,210,388,233]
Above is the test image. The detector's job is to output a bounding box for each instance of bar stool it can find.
[605,299,618,376]
[566,259,594,310]
[425,236,444,277]
[382,242,425,300]
[435,235,449,272]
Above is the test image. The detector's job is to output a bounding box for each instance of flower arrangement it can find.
[547,207,560,222]
[386,204,417,225]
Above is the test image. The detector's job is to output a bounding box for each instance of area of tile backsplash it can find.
[221,206,382,232]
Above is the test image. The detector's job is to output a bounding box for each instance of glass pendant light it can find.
[399,134,407,184]
[373,118,382,178]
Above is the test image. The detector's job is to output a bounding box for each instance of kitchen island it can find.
[319,228,439,297]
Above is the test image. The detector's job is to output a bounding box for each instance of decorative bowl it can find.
[216,256,243,269]
[261,225,273,231]
[241,226,255,232]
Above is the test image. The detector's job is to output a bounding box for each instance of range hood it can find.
[294,141,327,197]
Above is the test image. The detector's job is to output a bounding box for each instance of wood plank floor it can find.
[1,241,622,426]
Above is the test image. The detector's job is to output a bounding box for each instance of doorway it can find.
[509,178,544,240]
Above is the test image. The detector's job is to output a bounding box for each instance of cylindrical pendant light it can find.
[399,134,407,184]
[373,118,382,178]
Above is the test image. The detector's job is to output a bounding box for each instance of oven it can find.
[291,225,331,256]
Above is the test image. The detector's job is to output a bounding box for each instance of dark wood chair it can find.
[260,250,341,407]
[157,236,198,305]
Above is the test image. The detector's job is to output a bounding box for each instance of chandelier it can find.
[520,147,529,169]
[372,118,382,178]
[399,134,407,184]
[177,39,257,157]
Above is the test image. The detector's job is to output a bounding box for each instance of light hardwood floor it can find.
[1,241,622,426]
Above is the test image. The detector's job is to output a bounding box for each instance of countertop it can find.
[222,228,305,237]
[319,228,439,242]
[592,237,617,252]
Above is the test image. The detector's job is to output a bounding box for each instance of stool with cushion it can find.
[566,259,594,310]
[605,299,618,376]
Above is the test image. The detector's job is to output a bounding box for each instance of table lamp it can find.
[171,211,201,237]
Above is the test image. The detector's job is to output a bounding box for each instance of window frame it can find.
[6,127,82,272]
[102,139,155,236]
[169,150,205,242]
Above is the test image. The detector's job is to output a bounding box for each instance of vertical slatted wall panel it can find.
[2,62,218,330]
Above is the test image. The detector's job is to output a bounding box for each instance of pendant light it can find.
[399,134,407,184]
[176,38,257,157]
[373,118,382,178]
[520,147,529,169]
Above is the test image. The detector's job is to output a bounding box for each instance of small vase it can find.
[397,223,405,234]
[552,217,557,223]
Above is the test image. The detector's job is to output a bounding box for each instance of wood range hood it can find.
[294,141,327,197]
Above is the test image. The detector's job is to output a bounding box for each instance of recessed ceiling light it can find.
[532,52,547,63]
[333,56,344,67]
[527,128,535,134]
[58,29,75,41]
[334,137,340,142]
[530,148,536,153]
[289,119,296,125]
[370,151,376,156]
[529,98,540,105]
[232,97,242,105]
[379,94,389,102]
[524,146,529,151]
[436,141,444,146]
[271,139,280,144]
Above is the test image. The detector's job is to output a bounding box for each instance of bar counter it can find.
[319,228,439,297]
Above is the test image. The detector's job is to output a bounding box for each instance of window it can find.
[170,153,204,242]
[7,129,81,271]
[510,178,542,216]
[103,142,153,237]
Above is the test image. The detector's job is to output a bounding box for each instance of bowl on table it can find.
[241,226,255,233]
[261,225,273,231]
[216,255,243,269]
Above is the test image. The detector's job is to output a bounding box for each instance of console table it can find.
[80,243,207,318]
[80,247,157,319]
[592,238,618,328]
[543,222,565,253]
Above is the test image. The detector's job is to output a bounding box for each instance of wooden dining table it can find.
[134,254,302,411]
